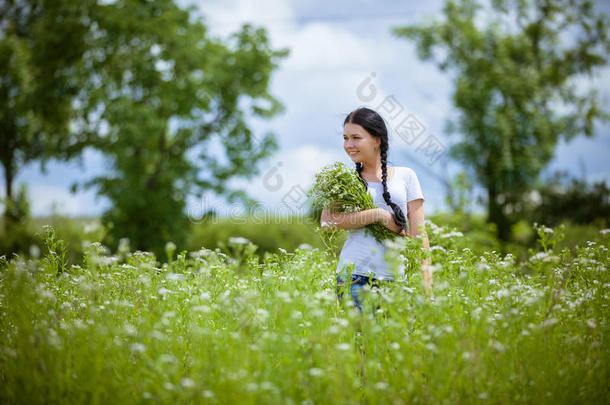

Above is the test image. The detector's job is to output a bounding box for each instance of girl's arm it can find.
[320,208,382,231]
[407,198,434,298]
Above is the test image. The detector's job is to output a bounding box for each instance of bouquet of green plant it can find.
[307,161,403,244]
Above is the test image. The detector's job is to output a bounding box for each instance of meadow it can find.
[0,221,608,404]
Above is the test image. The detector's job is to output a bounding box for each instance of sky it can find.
[8,0,610,219]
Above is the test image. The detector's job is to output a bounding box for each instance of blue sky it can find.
[8,0,610,218]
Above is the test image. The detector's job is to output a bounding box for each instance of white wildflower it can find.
[440,231,464,238]
[192,305,211,313]
[124,323,137,336]
[180,377,196,388]
[492,341,505,352]
[47,329,62,348]
[29,244,41,258]
[261,381,275,391]
[158,354,177,363]
[425,343,438,352]
[166,273,184,281]
[229,236,251,245]
[495,289,510,299]
[541,318,559,327]
[130,343,146,354]
[336,343,351,351]
[308,368,324,377]
[374,382,389,390]
[477,262,491,271]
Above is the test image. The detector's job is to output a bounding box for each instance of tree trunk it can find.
[487,183,511,242]
[2,161,14,234]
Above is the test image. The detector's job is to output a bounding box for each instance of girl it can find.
[320,107,434,311]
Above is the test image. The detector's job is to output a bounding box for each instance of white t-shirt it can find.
[336,166,424,280]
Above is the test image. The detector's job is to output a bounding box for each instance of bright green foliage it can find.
[0,0,96,231]
[308,162,403,243]
[393,0,610,240]
[41,225,68,276]
[0,223,608,403]
[188,216,324,259]
[70,0,289,257]
[528,173,610,226]
[0,184,36,255]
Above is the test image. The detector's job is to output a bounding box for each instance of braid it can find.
[380,141,407,233]
[355,162,367,188]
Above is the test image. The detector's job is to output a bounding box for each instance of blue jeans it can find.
[336,274,381,312]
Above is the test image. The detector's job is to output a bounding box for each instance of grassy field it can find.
[15,213,607,266]
[0,221,608,404]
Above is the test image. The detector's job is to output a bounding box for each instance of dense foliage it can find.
[1,222,608,403]
[0,0,288,258]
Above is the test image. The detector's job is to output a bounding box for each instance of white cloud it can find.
[27,185,108,217]
[184,0,296,42]
[282,22,372,70]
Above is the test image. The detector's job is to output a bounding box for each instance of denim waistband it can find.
[338,274,393,285]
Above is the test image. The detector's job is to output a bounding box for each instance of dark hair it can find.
[344,107,407,234]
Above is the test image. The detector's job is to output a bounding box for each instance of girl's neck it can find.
[361,159,382,174]
[361,160,392,181]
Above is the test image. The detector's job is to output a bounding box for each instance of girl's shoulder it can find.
[394,166,418,180]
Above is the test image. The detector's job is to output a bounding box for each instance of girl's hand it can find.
[421,263,435,301]
[377,209,402,233]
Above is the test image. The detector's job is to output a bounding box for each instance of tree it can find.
[76,0,288,257]
[393,0,610,240]
[0,0,96,233]
[529,172,610,226]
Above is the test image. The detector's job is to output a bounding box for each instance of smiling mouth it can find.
[349,152,359,156]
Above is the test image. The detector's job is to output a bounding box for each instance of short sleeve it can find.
[404,167,424,203]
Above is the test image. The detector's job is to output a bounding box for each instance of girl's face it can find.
[343,122,380,164]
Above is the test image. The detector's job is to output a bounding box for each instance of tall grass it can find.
[0,222,608,404]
